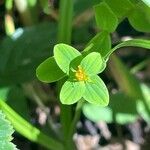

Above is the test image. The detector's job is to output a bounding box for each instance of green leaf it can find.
[106,39,150,60]
[0,110,17,150]
[80,52,103,75]
[0,22,56,86]
[128,2,150,32]
[83,103,113,123]
[83,75,109,106]
[141,0,150,7]
[36,57,66,83]
[60,81,85,104]
[105,0,134,19]
[94,2,118,32]
[54,44,81,74]
[85,31,111,58]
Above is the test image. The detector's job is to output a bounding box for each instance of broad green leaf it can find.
[60,81,85,104]
[80,52,103,75]
[83,75,109,106]
[85,31,111,58]
[105,39,150,60]
[36,57,66,83]
[83,103,113,123]
[141,0,150,7]
[0,100,64,150]
[0,110,17,150]
[0,22,56,86]
[54,44,81,74]
[105,0,134,19]
[94,2,118,32]
[128,2,150,32]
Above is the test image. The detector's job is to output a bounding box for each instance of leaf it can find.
[54,44,81,74]
[85,31,111,58]
[36,57,66,83]
[0,110,17,150]
[83,103,113,123]
[60,81,85,105]
[0,22,56,86]
[83,75,109,106]
[94,2,118,32]
[128,2,150,32]
[80,52,103,75]
[105,39,150,60]
[141,0,150,7]
[105,0,134,19]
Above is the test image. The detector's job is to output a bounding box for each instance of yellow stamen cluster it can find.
[75,66,88,81]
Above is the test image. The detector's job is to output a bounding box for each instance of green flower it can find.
[54,44,109,106]
[36,43,109,106]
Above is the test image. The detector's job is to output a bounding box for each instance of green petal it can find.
[83,75,109,106]
[54,44,81,74]
[80,52,102,75]
[36,57,66,83]
[60,81,85,105]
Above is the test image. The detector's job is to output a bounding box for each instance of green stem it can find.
[0,100,64,150]
[57,0,74,148]
[58,0,73,44]
[68,99,84,141]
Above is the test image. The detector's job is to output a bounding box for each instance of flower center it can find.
[75,66,88,81]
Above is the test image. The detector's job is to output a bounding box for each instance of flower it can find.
[54,43,109,106]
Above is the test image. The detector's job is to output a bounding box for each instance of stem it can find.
[57,0,75,149]
[68,99,84,141]
[58,0,73,44]
[0,100,64,150]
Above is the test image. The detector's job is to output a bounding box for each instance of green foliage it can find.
[54,44,81,74]
[94,2,118,32]
[86,31,111,58]
[0,22,56,86]
[0,110,17,150]
[105,0,134,19]
[37,44,109,106]
[128,2,150,32]
[141,0,150,6]
[83,83,150,125]
[2,0,150,149]
[36,57,66,83]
